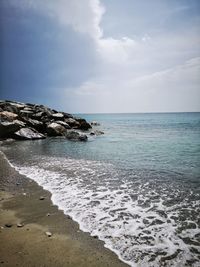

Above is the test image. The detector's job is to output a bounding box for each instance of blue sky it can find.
[0,0,200,113]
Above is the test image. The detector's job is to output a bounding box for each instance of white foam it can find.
[8,155,200,267]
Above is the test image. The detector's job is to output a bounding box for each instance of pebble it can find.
[5,223,12,228]
[45,231,52,237]
[39,196,45,200]
[17,223,24,228]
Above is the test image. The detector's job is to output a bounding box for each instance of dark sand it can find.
[0,150,128,267]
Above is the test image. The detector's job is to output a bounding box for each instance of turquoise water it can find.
[2,112,200,267]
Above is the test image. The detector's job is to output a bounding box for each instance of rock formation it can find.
[0,100,97,141]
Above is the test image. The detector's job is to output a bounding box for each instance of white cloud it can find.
[67,57,200,113]
[97,37,137,63]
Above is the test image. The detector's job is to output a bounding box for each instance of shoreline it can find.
[0,151,128,267]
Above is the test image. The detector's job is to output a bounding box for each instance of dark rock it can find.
[46,122,67,136]
[75,117,92,130]
[22,118,44,132]
[14,127,45,140]
[90,130,104,136]
[62,112,73,119]
[0,120,25,138]
[91,121,100,126]
[65,130,88,141]
[64,118,80,128]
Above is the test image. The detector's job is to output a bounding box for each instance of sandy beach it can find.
[0,151,128,267]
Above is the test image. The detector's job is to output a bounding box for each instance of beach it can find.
[0,151,128,267]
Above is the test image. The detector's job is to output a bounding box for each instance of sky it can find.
[0,0,200,113]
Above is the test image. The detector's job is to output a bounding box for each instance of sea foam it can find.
[8,155,200,267]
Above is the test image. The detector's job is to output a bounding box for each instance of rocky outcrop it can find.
[65,130,88,141]
[90,130,104,136]
[0,100,101,142]
[91,121,100,126]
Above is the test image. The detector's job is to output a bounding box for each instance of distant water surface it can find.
[2,112,200,267]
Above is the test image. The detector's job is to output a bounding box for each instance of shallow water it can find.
[2,112,200,266]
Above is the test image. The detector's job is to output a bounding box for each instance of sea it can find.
[1,112,200,267]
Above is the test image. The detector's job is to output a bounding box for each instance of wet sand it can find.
[0,151,128,267]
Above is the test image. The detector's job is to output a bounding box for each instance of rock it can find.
[0,111,18,121]
[91,121,100,126]
[9,102,25,110]
[5,223,12,228]
[14,127,45,140]
[51,113,64,120]
[17,223,24,227]
[0,100,98,141]
[46,122,67,136]
[75,117,92,130]
[0,120,24,138]
[62,112,73,119]
[90,130,104,136]
[65,130,88,141]
[64,118,80,128]
[45,231,52,237]
[39,196,45,200]
[22,118,44,132]
[55,121,71,129]
[0,102,19,113]
[20,110,34,117]
[32,111,44,119]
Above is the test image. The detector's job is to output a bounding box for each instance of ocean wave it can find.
[5,154,199,267]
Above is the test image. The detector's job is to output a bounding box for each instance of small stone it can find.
[22,193,26,196]
[46,213,51,216]
[45,231,52,237]
[39,196,45,200]
[16,182,20,186]
[5,223,12,228]
[17,223,24,228]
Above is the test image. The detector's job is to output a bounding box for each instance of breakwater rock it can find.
[0,100,101,141]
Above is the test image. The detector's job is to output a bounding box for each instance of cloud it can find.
[5,0,200,112]
[9,0,105,39]
[97,37,137,63]
[66,57,200,113]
